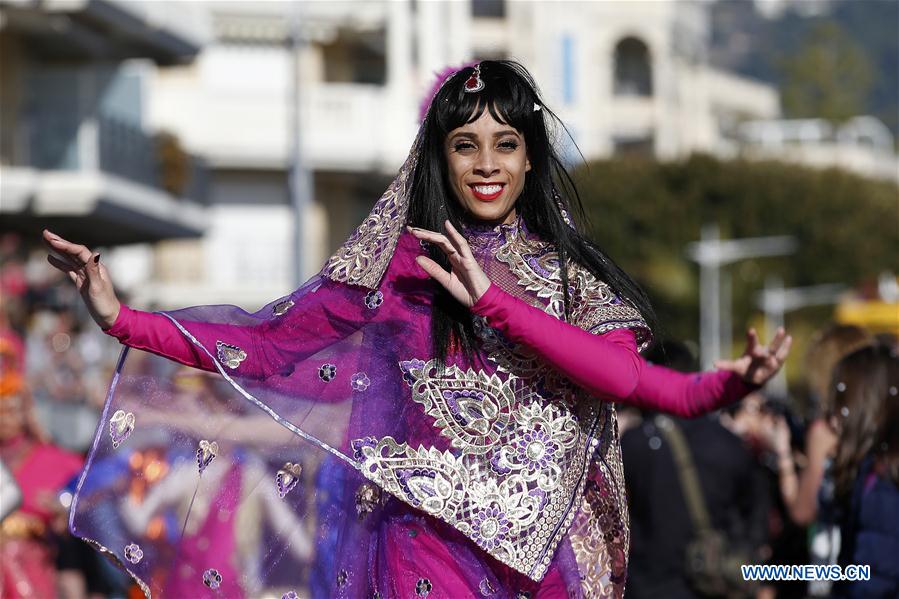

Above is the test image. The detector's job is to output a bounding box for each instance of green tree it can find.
[779,20,873,121]
[573,156,898,389]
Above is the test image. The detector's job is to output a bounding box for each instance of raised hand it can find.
[714,327,793,387]
[407,220,491,308]
[42,230,120,329]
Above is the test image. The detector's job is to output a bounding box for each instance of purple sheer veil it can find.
[70,69,648,598]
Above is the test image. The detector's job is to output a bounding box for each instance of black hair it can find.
[407,60,656,364]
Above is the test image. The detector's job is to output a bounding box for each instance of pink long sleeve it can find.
[471,284,756,417]
[105,305,248,373]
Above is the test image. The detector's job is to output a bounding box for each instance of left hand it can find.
[407,220,491,308]
[714,327,792,386]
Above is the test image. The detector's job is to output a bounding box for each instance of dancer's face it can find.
[444,110,530,226]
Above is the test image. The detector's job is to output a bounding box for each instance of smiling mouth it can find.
[468,183,506,201]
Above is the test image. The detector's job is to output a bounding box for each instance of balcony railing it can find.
[28,113,209,204]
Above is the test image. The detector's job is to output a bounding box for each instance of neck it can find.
[461,211,524,253]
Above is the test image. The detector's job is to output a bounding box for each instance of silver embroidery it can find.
[319,363,337,382]
[273,299,295,316]
[354,482,382,519]
[364,290,384,309]
[202,568,222,589]
[123,543,143,564]
[196,440,218,474]
[351,372,371,392]
[353,360,594,580]
[216,341,247,369]
[415,578,432,597]
[496,235,651,349]
[323,152,417,289]
[276,462,302,498]
[569,405,630,598]
[109,410,135,449]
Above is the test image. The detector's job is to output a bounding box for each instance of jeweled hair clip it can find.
[463,63,485,93]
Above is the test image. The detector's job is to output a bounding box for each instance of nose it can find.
[473,148,500,178]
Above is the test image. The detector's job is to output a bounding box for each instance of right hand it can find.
[42,230,120,329]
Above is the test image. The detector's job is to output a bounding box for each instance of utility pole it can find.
[756,278,846,396]
[686,225,797,369]
[287,2,313,287]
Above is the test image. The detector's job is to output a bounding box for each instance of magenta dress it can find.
[69,207,755,599]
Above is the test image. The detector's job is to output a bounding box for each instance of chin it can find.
[464,201,516,224]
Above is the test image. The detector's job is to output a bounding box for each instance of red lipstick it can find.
[468,183,505,202]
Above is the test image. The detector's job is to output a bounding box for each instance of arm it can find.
[472,283,757,417]
[787,418,837,525]
[106,305,223,372]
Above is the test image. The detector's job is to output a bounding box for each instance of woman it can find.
[45,61,790,598]
[828,344,899,598]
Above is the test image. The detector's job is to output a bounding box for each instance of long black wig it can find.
[406,60,656,364]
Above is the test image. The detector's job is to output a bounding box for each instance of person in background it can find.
[828,343,899,598]
[623,342,770,599]
[796,324,873,596]
[0,366,83,598]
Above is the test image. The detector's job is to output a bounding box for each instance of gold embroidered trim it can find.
[569,406,630,598]
[323,153,417,289]
[354,361,596,580]
[496,234,651,350]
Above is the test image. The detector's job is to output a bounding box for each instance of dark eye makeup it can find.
[451,138,520,153]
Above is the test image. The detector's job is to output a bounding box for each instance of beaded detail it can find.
[216,341,247,369]
[319,363,337,382]
[415,578,433,597]
[196,440,218,474]
[364,290,384,309]
[276,462,302,498]
[109,410,135,449]
[273,299,295,316]
[202,569,222,589]
[123,543,143,564]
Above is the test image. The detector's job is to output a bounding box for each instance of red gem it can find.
[465,75,480,90]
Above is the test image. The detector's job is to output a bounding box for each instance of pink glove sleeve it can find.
[471,284,756,417]
[105,305,258,374]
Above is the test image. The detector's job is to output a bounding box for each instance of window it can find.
[613,37,652,97]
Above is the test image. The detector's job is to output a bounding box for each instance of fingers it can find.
[443,220,473,260]
[415,255,453,288]
[43,230,92,266]
[774,335,793,363]
[407,226,460,260]
[47,254,80,273]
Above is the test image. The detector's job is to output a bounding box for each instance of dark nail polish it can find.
[93,254,101,263]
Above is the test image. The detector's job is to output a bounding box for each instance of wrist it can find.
[471,283,500,315]
[103,303,128,335]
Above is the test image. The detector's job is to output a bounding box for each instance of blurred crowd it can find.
[621,327,899,599]
[1,230,897,598]
[1,233,128,599]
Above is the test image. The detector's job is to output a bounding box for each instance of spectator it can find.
[623,342,769,599]
[829,344,899,598]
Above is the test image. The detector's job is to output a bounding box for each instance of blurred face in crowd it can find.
[723,392,767,442]
[0,393,25,442]
[444,110,531,226]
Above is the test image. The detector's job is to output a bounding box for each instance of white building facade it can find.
[130,0,789,310]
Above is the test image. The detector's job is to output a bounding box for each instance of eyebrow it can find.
[448,130,522,142]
